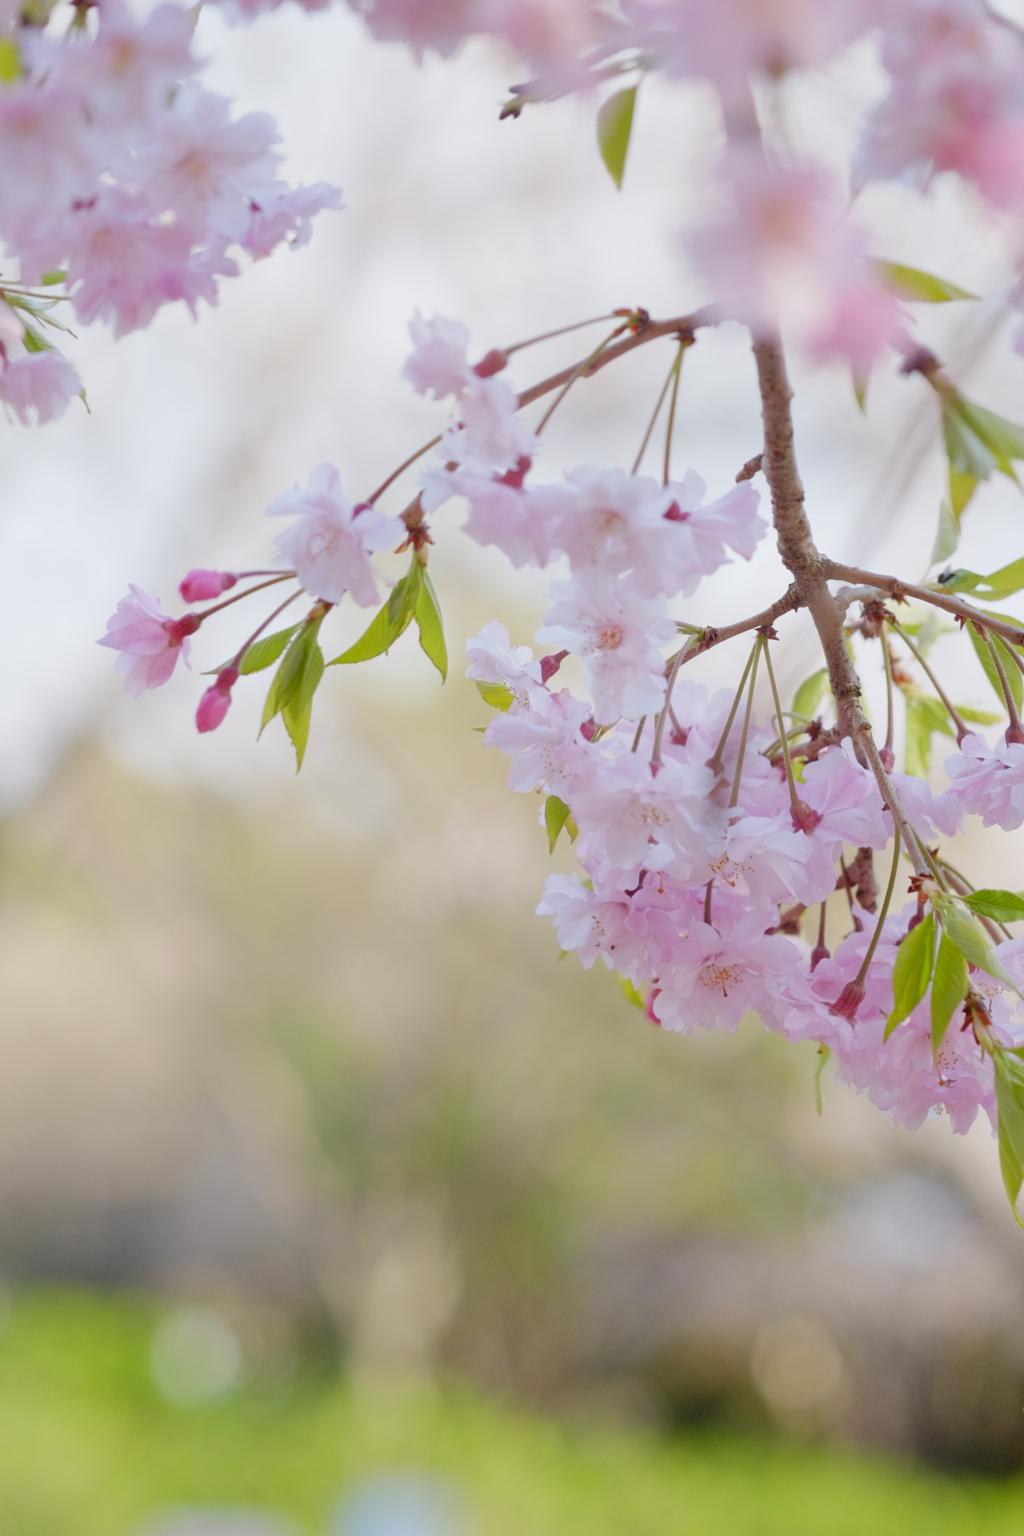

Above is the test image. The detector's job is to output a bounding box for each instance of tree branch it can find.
[677,585,801,666]
[515,306,722,411]
[823,561,1024,647]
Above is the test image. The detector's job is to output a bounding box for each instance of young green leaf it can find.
[281,638,324,770]
[261,614,325,734]
[875,261,978,303]
[994,1050,1024,1226]
[0,37,21,82]
[957,704,1003,725]
[964,889,1024,923]
[596,85,637,190]
[544,794,573,853]
[941,903,1019,992]
[930,929,969,1053]
[965,556,1024,603]
[792,668,828,721]
[903,695,953,778]
[239,624,301,675]
[414,570,447,682]
[930,499,960,565]
[885,912,936,1038]
[475,679,514,711]
[328,599,410,666]
[388,556,424,629]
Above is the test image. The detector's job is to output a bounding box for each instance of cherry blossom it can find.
[945,731,1024,831]
[267,463,403,606]
[97,585,197,695]
[536,574,677,722]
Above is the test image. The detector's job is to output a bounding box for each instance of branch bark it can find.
[823,561,1024,647]
[516,306,722,411]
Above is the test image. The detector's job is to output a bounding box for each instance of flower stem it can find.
[889,616,969,740]
[663,342,687,486]
[535,326,629,433]
[708,639,759,774]
[631,342,686,476]
[727,642,762,810]
[759,628,801,814]
[366,435,443,506]
[851,830,902,989]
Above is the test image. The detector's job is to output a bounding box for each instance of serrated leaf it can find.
[930,500,960,565]
[414,570,447,681]
[388,556,424,628]
[792,668,828,722]
[885,912,936,1038]
[965,889,1024,923]
[328,599,410,666]
[942,903,1019,992]
[994,1050,1024,1226]
[260,615,325,736]
[474,680,514,711]
[930,929,969,1053]
[968,623,1023,713]
[239,624,301,675]
[619,975,645,1011]
[544,794,572,853]
[597,85,637,190]
[281,638,324,770]
[875,260,978,304]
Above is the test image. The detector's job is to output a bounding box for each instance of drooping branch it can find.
[677,584,801,665]
[823,561,1024,647]
[752,336,930,878]
[515,306,722,411]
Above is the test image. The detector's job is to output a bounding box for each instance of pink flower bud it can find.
[179,569,238,603]
[196,666,239,734]
[829,979,865,1021]
[810,943,830,971]
[163,613,201,647]
[540,649,569,684]
[790,798,823,834]
[580,718,598,742]
[473,348,508,378]
[645,988,662,1026]
[879,745,895,770]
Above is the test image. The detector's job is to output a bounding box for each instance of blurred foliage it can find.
[1,1287,1024,1536]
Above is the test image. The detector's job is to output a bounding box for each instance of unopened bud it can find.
[810,943,830,971]
[1006,723,1024,746]
[580,718,598,742]
[179,569,237,603]
[879,745,895,771]
[829,979,865,1021]
[196,665,239,735]
[473,348,507,378]
[645,988,662,1026]
[540,649,568,684]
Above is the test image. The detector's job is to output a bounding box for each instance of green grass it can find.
[0,1288,1023,1535]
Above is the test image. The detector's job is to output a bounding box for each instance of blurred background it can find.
[6,9,1024,1533]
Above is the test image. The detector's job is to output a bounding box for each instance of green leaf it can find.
[388,556,424,629]
[474,680,514,711]
[941,903,1019,992]
[619,976,645,1011]
[930,500,960,565]
[964,889,1024,923]
[930,929,969,1053]
[949,468,978,517]
[885,912,936,1039]
[281,639,324,770]
[414,570,447,681]
[792,668,828,722]
[261,614,325,738]
[966,556,1024,603]
[903,695,952,778]
[596,85,637,190]
[239,624,301,675]
[967,623,1023,713]
[328,599,410,666]
[994,1050,1024,1226]
[544,794,573,853]
[40,270,66,286]
[957,704,1003,725]
[814,1044,831,1117]
[875,260,978,304]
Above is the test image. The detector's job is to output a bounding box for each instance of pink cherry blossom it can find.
[402,311,473,399]
[267,463,403,606]
[483,686,596,797]
[196,667,239,733]
[0,353,81,425]
[97,585,196,696]
[536,574,677,722]
[945,731,1024,830]
[465,620,545,708]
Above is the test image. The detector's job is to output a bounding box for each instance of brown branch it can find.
[752,335,929,878]
[677,584,801,666]
[515,306,722,411]
[823,561,1024,647]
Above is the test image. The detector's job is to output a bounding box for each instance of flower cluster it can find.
[0,0,340,423]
